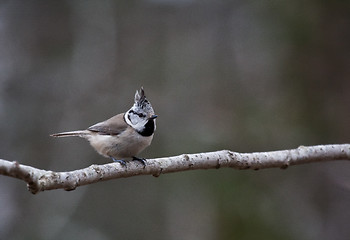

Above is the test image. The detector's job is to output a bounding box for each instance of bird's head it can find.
[124,87,157,135]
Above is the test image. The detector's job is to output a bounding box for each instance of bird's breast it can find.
[87,127,153,159]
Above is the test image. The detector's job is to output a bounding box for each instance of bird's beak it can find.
[149,115,158,120]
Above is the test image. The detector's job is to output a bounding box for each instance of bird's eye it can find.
[129,110,145,118]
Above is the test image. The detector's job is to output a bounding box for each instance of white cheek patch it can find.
[124,112,133,126]
[125,111,147,132]
[133,121,147,132]
[125,111,140,125]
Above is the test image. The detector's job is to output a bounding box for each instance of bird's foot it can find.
[132,156,146,166]
[111,157,127,166]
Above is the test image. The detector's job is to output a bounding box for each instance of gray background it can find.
[0,1,349,239]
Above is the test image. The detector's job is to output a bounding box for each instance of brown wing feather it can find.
[87,113,128,135]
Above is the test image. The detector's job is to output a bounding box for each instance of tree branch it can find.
[0,144,349,194]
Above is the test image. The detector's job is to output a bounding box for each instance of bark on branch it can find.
[0,144,349,194]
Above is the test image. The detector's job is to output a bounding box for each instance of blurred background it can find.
[0,1,349,239]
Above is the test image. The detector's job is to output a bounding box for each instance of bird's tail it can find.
[50,130,90,138]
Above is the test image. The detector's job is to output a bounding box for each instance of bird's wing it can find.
[87,113,128,136]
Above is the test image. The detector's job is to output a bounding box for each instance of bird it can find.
[50,87,157,166]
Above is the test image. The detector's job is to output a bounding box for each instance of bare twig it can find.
[0,144,349,194]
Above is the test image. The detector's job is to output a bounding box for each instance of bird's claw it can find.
[111,158,127,166]
[132,156,147,166]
